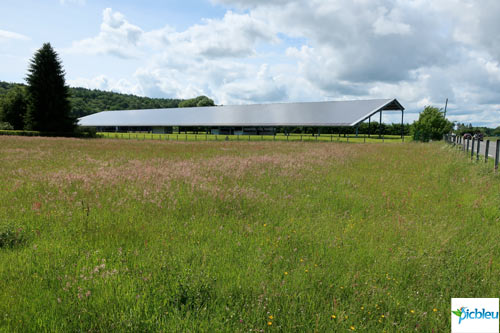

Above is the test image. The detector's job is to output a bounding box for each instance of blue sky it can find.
[1,0,500,126]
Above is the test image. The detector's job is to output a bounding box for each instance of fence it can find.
[444,134,500,172]
[98,132,409,144]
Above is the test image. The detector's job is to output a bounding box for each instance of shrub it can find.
[0,122,13,130]
[0,225,26,249]
[411,106,453,142]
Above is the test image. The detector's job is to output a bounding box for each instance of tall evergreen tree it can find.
[0,86,28,130]
[25,43,75,132]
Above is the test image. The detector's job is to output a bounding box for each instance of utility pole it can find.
[444,98,448,117]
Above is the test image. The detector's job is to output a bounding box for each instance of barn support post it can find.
[401,110,404,142]
[379,110,382,138]
[368,116,371,138]
[355,125,359,137]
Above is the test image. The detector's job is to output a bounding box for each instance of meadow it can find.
[0,136,499,332]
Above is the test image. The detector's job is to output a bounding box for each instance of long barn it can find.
[77,98,405,136]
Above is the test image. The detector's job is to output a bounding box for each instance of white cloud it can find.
[167,11,277,58]
[67,8,144,58]
[0,29,30,41]
[68,75,143,96]
[68,9,275,60]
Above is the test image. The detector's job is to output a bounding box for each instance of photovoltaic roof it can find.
[78,99,404,128]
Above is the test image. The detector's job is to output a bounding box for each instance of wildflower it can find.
[410,310,415,314]
[381,314,385,318]
[350,326,355,330]
[268,321,272,326]
[433,308,438,312]
[360,306,364,310]
[284,272,288,275]
[264,224,267,227]
[305,269,309,273]
[269,315,273,320]
[300,258,304,262]
[345,315,348,319]
[331,315,336,319]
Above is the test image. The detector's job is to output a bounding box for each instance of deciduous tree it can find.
[0,86,28,130]
[411,106,453,142]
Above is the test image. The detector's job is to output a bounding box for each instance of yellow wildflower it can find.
[433,308,438,312]
[350,326,355,330]
[268,321,272,326]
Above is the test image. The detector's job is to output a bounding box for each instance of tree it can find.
[25,43,75,132]
[0,86,28,130]
[411,106,453,142]
[179,96,215,108]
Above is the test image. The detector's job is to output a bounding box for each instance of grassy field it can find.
[1,136,499,332]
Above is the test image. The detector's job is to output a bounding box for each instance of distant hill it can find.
[0,81,213,118]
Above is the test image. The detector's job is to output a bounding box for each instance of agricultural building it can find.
[77,98,405,136]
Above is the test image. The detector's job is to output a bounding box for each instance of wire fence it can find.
[98,132,409,144]
[444,134,500,172]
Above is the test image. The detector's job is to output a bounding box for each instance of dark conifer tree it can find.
[25,43,75,132]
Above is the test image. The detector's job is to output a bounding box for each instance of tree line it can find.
[455,123,500,137]
[0,82,216,123]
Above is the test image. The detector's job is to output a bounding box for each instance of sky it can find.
[1,0,500,126]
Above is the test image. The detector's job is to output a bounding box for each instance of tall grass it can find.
[0,137,499,331]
